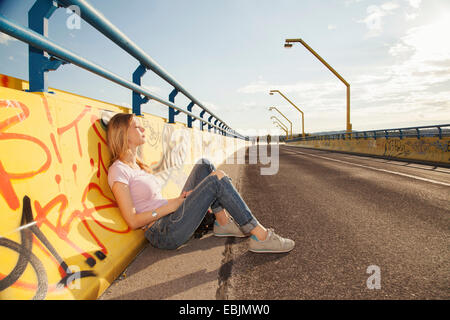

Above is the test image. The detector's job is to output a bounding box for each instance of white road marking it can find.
[283,147,450,187]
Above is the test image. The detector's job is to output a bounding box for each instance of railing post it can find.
[208,115,214,132]
[168,88,180,123]
[28,0,59,92]
[437,126,442,139]
[187,102,195,128]
[132,64,149,115]
[199,110,206,131]
[214,119,219,134]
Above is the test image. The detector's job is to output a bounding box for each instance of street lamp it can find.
[271,116,289,133]
[273,122,288,140]
[273,121,288,134]
[284,38,352,133]
[269,106,293,140]
[270,89,305,138]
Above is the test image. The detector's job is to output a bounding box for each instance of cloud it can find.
[328,24,337,30]
[202,101,220,111]
[388,42,413,58]
[380,2,400,11]
[345,0,364,6]
[358,2,400,38]
[0,32,18,45]
[403,0,421,20]
[353,15,450,125]
[392,16,450,66]
[405,13,418,21]
[238,16,450,132]
[407,0,421,9]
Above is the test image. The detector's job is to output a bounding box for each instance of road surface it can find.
[226,144,449,299]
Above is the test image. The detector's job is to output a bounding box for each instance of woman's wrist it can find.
[135,197,183,229]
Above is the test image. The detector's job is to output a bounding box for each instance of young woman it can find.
[106,113,294,253]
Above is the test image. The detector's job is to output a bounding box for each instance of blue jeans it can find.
[145,158,260,250]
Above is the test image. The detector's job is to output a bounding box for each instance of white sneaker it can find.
[213,218,249,238]
[249,228,295,253]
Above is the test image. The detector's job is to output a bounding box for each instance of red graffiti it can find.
[57,105,91,157]
[0,100,51,210]
[0,97,131,296]
[42,96,53,125]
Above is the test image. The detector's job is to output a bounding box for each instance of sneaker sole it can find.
[248,247,294,253]
[213,233,249,238]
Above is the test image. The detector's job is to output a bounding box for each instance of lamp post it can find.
[273,122,288,140]
[284,38,351,133]
[269,89,305,138]
[269,106,293,140]
[271,116,289,134]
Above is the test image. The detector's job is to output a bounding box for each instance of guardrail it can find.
[286,124,450,142]
[0,0,246,140]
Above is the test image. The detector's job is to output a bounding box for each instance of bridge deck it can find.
[100,144,450,299]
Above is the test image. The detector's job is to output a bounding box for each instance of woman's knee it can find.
[197,158,210,165]
[209,169,227,180]
[196,158,216,173]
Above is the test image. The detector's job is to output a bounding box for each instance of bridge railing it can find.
[0,0,246,140]
[286,124,450,142]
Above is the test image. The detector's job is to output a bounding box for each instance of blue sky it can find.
[1,0,449,135]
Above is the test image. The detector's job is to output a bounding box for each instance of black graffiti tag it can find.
[0,196,96,300]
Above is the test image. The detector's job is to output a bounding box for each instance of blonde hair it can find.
[106,112,152,174]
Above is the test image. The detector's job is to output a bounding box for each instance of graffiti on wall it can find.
[0,195,97,300]
[0,98,132,299]
[384,138,450,160]
[0,86,243,299]
[291,135,450,163]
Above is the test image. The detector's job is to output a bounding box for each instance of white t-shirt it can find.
[107,160,168,214]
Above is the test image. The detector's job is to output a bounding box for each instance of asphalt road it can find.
[227,144,450,299]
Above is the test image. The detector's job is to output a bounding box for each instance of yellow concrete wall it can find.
[0,74,248,300]
[287,135,450,165]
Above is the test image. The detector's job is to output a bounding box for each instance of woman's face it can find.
[127,116,146,147]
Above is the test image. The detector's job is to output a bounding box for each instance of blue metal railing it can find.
[286,124,450,142]
[0,0,246,140]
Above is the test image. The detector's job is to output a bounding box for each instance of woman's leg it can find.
[146,173,260,250]
[181,158,226,217]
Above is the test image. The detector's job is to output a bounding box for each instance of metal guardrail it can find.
[286,124,450,142]
[0,0,246,140]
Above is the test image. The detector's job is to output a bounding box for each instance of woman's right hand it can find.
[174,190,192,209]
[179,190,193,200]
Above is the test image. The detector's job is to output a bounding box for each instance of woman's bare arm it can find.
[111,181,184,230]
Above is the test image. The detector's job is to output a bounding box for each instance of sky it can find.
[1,0,449,136]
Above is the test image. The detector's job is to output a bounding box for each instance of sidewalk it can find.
[99,159,246,300]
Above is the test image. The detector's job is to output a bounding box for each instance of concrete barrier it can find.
[287,135,450,165]
[0,74,248,300]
